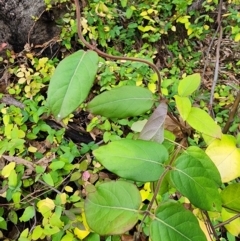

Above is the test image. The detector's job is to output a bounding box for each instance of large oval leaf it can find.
[87,86,154,118]
[170,147,222,211]
[47,50,99,120]
[186,107,222,139]
[93,139,168,182]
[139,101,168,143]
[150,201,207,241]
[206,134,240,183]
[84,181,141,235]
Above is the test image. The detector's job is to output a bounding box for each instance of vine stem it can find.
[74,0,162,98]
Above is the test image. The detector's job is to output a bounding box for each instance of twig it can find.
[202,210,220,241]
[214,213,240,229]
[222,91,240,134]
[74,0,162,98]
[209,0,223,117]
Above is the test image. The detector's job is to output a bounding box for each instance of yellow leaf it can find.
[140,11,148,16]
[140,182,151,201]
[148,83,156,93]
[171,25,176,32]
[234,33,240,42]
[37,198,55,218]
[16,72,25,78]
[176,16,190,24]
[222,208,240,236]
[64,186,73,192]
[18,77,26,84]
[59,193,67,204]
[28,146,37,153]
[206,135,240,182]
[204,25,209,30]
[2,162,16,178]
[74,227,90,240]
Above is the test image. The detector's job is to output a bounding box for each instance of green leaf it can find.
[186,107,222,139]
[8,210,18,224]
[178,73,201,97]
[49,161,65,171]
[174,95,191,121]
[0,218,7,230]
[42,173,54,186]
[32,225,44,240]
[19,206,35,222]
[8,169,18,188]
[150,201,207,241]
[84,233,100,241]
[139,101,168,143]
[47,50,99,120]
[93,139,168,182]
[85,181,141,235]
[87,86,154,118]
[170,147,222,211]
[221,183,240,212]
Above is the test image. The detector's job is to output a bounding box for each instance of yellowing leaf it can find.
[64,186,73,192]
[174,95,191,121]
[186,107,222,139]
[222,208,240,236]
[140,11,148,16]
[37,198,55,218]
[148,83,156,93]
[234,33,240,42]
[2,162,16,178]
[138,26,156,32]
[171,25,176,31]
[187,28,193,35]
[176,15,190,23]
[59,193,67,204]
[74,227,90,240]
[206,135,240,182]
[28,146,37,153]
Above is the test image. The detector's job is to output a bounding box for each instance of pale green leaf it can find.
[8,169,18,188]
[19,206,35,222]
[1,162,15,178]
[42,173,54,186]
[87,86,154,118]
[32,225,44,240]
[174,95,191,121]
[221,183,240,212]
[85,181,141,235]
[170,147,222,211]
[206,135,240,182]
[150,201,207,241]
[47,50,99,120]
[93,139,168,182]
[186,107,222,139]
[178,73,201,97]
